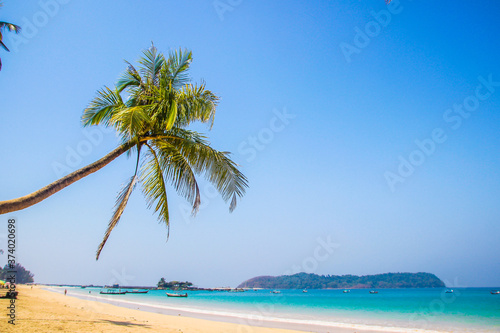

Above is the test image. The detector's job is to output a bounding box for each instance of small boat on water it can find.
[490,290,500,295]
[100,289,126,295]
[126,289,149,294]
[343,290,350,293]
[369,290,378,294]
[271,290,281,294]
[445,289,454,293]
[302,289,308,293]
[166,292,188,297]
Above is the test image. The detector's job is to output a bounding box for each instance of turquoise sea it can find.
[55,287,500,332]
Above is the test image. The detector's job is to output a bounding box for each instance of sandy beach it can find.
[0,286,312,333]
[0,285,305,332]
[0,285,379,333]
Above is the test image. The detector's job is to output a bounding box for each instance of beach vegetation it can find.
[0,1,21,71]
[0,263,34,284]
[238,272,446,289]
[157,278,193,290]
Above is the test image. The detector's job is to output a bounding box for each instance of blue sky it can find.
[1,0,499,288]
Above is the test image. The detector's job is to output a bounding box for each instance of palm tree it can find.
[0,1,21,71]
[0,45,248,259]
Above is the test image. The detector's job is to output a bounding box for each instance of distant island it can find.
[238,272,445,289]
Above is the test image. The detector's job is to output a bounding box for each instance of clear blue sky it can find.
[1,0,499,288]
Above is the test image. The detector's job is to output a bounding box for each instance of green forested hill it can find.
[237,272,445,289]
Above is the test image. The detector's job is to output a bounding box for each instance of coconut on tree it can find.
[0,1,21,71]
[0,45,248,259]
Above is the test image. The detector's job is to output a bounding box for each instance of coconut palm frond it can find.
[177,82,219,128]
[152,140,201,214]
[82,87,125,127]
[0,40,9,52]
[162,129,248,212]
[140,145,170,236]
[139,44,165,87]
[110,105,152,140]
[191,147,247,212]
[166,48,192,89]
[117,61,143,93]
[96,175,138,260]
[0,15,21,71]
[0,21,21,33]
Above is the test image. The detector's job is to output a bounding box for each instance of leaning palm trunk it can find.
[0,143,133,214]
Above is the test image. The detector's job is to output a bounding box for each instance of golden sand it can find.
[0,285,307,333]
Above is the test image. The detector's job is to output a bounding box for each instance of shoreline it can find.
[45,286,443,333]
[0,285,380,333]
[2,285,494,333]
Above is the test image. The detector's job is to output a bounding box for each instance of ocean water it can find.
[58,287,500,332]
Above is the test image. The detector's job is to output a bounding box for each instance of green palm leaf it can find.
[139,44,165,87]
[0,40,9,52]
[0,11,22,70]
[162,129,248,212]
[166,48,192,89]
[153,140,201,214]
[96,175,138,260]
[117,61,143,93]
[164,99,177,131]
[176,82,218,128]
[140,145,170,235]
[82,87,125,127]
[0,21,21,33]
[111,105,152,140]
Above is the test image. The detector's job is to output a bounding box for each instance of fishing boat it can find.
[271,290,281,294]
[369,290,378,294]
[166,292,188,297]
[126,289,149,294]
[302,289,308,293]
[343,290,350,293]
[100,289,126,295]
[445,289,454,293]
[490,290,500,295]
